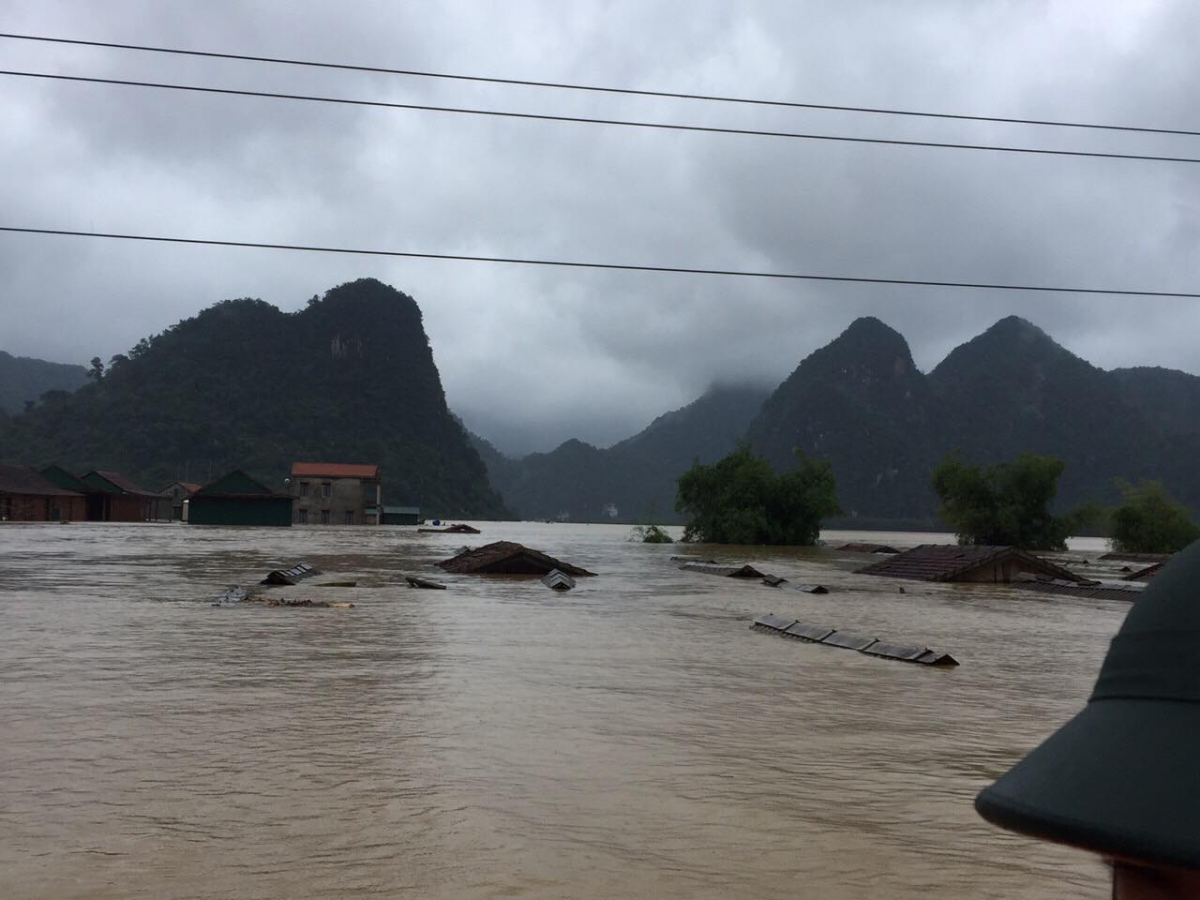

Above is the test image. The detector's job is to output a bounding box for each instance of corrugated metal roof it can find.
[1012,579,1144,603]
[0,464,83,497]
[1125,561,1165,581]
[83,470,162,497]
[1099,551,1172,564]
[291,462,380,479]
[857,544,1084,583]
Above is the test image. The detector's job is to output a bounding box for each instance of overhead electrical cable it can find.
[3,226,1196,298]
[3,69,1199,165]
[2,31,1197,139]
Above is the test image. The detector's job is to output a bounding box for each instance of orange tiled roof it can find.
[291,462,379,479]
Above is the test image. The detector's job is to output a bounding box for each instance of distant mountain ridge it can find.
[0,351,88,414]
[473,383,771,522]
[0,279,509,517]
[479,316,1200,524]
[748,315,1200,521]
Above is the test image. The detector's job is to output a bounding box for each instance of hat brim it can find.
[976,696,1200,870]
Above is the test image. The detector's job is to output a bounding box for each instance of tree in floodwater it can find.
[1110,480,1200,554]
[932,452,1095,551]
[675,444,840,544]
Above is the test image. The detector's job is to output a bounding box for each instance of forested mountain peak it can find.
[0,280,508,517]
[802,316,919,383]
[930,315,1086,386]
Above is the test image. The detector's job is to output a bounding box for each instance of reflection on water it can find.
[0,523,1123,898]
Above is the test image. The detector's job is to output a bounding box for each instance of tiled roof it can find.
[857,544,1084,583]
[438,541,595,576]
[0,464,83,496]
[291,462,380,479]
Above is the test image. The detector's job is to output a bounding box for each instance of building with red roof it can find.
[288,462,381,525]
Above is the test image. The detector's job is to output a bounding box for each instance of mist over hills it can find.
[487,316,1200,524]
[472,383,771,522]
[3,281,1199,526]
[0,351,88,414]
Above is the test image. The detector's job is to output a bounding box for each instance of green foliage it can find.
[1110,480,1200,554]
[675,444,840,545]
[932,452,1094,550]
[629,523,674,543]
[0,279,510,518]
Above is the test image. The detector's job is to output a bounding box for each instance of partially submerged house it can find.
[161,481,202,521]
[837,542,900,554]
[289,462,382,526]
[438,541,596,576]
[857,544,1085,584]
[0,464,86,522]
[382,505,421,526]
[80,470,170,521]
[188,470,293,527]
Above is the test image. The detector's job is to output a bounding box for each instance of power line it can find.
[3,30,1197,140]
[5,69,1200,166]
[3,226,1196,298]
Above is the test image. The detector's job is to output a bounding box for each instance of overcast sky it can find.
[3,0,1199,454]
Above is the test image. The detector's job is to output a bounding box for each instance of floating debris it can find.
[750,614,958,666]
[541,569,577,591]
[405,575,447,590]
[837,542,899,554]
[261,562,321,585]
[316,580,358,588]
[419,523,481,534]
[438,541,596,576]
[213,585,249,606]
[259,597,354,609]
[213,585,354,610]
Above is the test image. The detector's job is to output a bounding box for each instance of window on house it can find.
[345,510,355,525]
[298,509,308,524]
[322,483,331,499]
[321,509,331,525]
[299,482,309,497]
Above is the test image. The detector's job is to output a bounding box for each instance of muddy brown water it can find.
[0,523,1128,898]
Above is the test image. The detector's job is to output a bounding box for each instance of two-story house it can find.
[289,462,382,525]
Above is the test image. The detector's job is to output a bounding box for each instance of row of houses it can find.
[0,462,422,527]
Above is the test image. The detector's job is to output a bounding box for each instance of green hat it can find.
[975,539,1200,870]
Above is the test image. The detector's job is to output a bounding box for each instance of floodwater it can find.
[0,522,1129,899]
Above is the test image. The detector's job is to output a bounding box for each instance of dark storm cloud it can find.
[2,0,1198,455]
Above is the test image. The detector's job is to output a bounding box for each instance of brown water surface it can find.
[0,523,1125,898]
